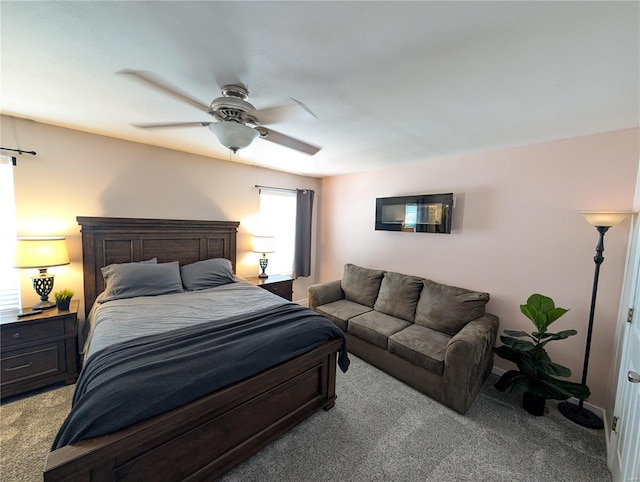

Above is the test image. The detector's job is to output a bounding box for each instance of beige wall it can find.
[6,114,638,409]
[319,128,640,408]
[2,116,321,316]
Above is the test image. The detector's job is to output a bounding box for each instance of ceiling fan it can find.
[119,69,321,155]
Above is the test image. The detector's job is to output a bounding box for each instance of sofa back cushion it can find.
[414,279,489,335]
[373,271,424,322]
[341,263,384,308]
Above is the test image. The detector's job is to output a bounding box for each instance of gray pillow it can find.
[104,257,158,271]
[341,263,384,308]
[414,279,489,335]
[99,261,183,303]
[100,257,157,284]
[374,271,424,322]
[180,258,235,290]
[139,257,158,264]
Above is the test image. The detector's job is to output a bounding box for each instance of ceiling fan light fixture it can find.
[208,122,258,153]
[123,71,320,155]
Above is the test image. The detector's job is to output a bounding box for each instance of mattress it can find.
[53,281,348,449]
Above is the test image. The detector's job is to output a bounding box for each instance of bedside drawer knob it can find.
[12,332,21,339]
[5,362,33,372]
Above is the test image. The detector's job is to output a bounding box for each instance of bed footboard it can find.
[44,338,342,482]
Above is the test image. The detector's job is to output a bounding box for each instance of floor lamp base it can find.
[558,401,604,429]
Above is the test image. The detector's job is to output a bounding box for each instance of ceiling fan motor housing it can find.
[220,84,249,100]
[210,85,259,125]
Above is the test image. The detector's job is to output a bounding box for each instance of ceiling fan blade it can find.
[251,98,318,125]
[290,98,318,119]
[132,121,212,129]
[118,69,211,112]
[258,128,321,156]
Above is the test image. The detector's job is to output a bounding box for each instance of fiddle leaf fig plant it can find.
[494,293,590,401]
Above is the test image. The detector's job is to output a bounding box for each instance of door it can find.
[609,232,640,482]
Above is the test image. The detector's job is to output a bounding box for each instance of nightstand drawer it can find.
[266,281,293,300]
[1,319,65,349]
[1,341,65,384]
[0,301,78,399]
[246,275,294,301]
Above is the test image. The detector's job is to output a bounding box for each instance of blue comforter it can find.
[52,302,348,449]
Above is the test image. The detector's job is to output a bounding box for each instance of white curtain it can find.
[0,160,20,312]
[258,189,296,276]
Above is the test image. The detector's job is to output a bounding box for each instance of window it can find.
[258,189,296,276]
[0,160,20,313]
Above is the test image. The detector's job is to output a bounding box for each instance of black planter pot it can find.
[523,392,545,416]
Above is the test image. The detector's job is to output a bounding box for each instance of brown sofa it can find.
[308,263,499,414]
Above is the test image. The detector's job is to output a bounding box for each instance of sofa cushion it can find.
[341,263,384,308]
[316,299,372,331]
[414,280,490,336]
[348,311,411,349]
[374,271,424,322]
[388,324,452,375]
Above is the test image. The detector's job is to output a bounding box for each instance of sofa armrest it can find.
[441,313,499,414]
[308,280,344,310]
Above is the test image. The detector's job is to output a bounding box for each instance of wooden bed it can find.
[44,216,342,481]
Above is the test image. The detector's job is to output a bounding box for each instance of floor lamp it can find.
[558,211,634,429]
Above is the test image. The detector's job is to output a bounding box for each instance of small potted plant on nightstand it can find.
[493,293,590,416]
[54,288,74,311]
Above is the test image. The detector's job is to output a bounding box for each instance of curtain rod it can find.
[255,184,297,193]
[1,147,36,156]
[1,147,36,166]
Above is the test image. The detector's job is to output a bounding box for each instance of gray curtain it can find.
[294,189,315,278]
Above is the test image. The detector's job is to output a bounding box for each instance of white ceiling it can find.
[1,1,638,177]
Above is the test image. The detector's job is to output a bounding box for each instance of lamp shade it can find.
[14,237,70,269]
[579,211,635,227]
[209,122,258,152]
[252,235,275,254]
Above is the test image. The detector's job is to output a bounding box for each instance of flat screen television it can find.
[375,193,454,233]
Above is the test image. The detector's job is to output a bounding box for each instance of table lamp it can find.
[14,237,70,310]
[252,235,275,278]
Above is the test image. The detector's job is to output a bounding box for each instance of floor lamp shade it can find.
[579,211,634,227]
[14,237,70,310]
[558,211,634,428]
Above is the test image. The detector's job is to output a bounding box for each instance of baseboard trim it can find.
[490,366,606,420]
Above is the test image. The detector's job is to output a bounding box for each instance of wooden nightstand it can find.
[246,274,294,301]
[1,300,79,399]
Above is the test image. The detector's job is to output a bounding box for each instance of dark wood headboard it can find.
[77,216,240,318]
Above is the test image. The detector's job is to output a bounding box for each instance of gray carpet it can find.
[0,355,611,481]
[1,383,75,482]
